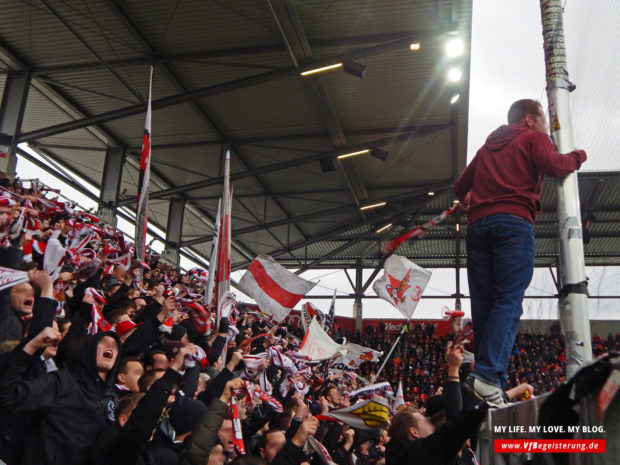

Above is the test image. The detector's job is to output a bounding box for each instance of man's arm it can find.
[530,132,586,177]
[454,155,479,201]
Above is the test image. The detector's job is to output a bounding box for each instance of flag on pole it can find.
[325,288,337,336]
[318,398,390,431]
[298,317,348,361]
[238,254,316,322]
[205,199,221,308]
[333,343,383,369]
[394,381,405,411]
[372,255,431,319]
[301,302,325,332]
[216,152,232,326]
[135,66,153,265]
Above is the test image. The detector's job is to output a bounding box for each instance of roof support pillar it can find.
[98,147,125,226]
[0,71,31,176]
[162,197,185,267]
[353,260,364,334]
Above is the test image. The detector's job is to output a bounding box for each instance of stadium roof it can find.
[1,1,618,274]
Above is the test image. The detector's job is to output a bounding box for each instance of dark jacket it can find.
[98,368,183,465]
[0,296,58,465]
[0,245,25,344]
[385,406,488,465]
[454,124,586,225]
[179,397,229,465]
[0,331,121,465]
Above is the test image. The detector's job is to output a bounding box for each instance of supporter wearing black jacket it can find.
[385,405,488,465]
[0,245,30,343]
[0,328,121,465]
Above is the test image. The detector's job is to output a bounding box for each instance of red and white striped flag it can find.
[205,199,221,308]
[135,66,153,266]
[216,152,232,327]
[238,255,316,322]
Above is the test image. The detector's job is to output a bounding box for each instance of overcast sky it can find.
[16,0,620,322]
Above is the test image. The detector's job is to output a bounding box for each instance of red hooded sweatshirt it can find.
[454,124,586,225]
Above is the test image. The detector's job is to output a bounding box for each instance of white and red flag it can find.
[216,152,232,327]
[205,199,221,307]
[372,254,431,319]
[333,343,383,370]
[301,302,325,332]
[298,317,348,361]
[238,254,316,322]
[394,380,405,411]
[135,66,153,266]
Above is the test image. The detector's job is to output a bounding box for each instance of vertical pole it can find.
[354,260,363,334]
[0,71,31,176]
[540,0,592,379]
[454,219,462,311]
[99,148,125,226]
[163,197,185,267]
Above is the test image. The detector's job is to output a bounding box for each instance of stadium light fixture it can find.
[427,191,435,196]
[376,223,393,234]
[450,93,460,104]
[337,148,371,159]
[410,42,421,51]
[445,37,465,58]
[447,67,462,82]
[370,147,388,161]
[300,63,343,76]
[360,201,387,211]
[343,60,366,78]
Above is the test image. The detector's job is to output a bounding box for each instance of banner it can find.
[135,66,153,264]
[332,343,383,370]
[216,152,232,326]
[372,255,431,319]
[298,317,348,361]
[319,397,390,431]
[238,255,316,322]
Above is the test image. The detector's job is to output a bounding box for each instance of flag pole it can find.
[372,321,409,381]
[135,65,153,278]
[540,0,592,379]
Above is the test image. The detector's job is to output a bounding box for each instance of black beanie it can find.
[169,397,207,435]
[169,324,188,341]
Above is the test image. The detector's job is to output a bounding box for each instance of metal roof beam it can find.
[40,0,143,103]
[18,37,414,143]
[115,125,452,207]
[103,0,306,250]
[268,0,369,212]
[30,31,436,75]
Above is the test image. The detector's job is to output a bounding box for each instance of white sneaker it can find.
[468,377,509,409]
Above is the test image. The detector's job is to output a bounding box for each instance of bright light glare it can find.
[445,37,464,57]
[300,63,342,76]
[360,201,387,211]
[450,94,460,104]
[447,68,462,82]
[337,149,370,159]
[410,42,421,51]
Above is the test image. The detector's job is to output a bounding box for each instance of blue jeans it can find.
[466,213,535,390]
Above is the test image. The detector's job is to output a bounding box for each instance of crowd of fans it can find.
[0,172,616,465]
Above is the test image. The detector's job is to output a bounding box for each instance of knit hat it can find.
[169,397,207,435]
[169,324,188,342]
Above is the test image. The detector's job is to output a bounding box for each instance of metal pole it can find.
[540,0,592,379]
